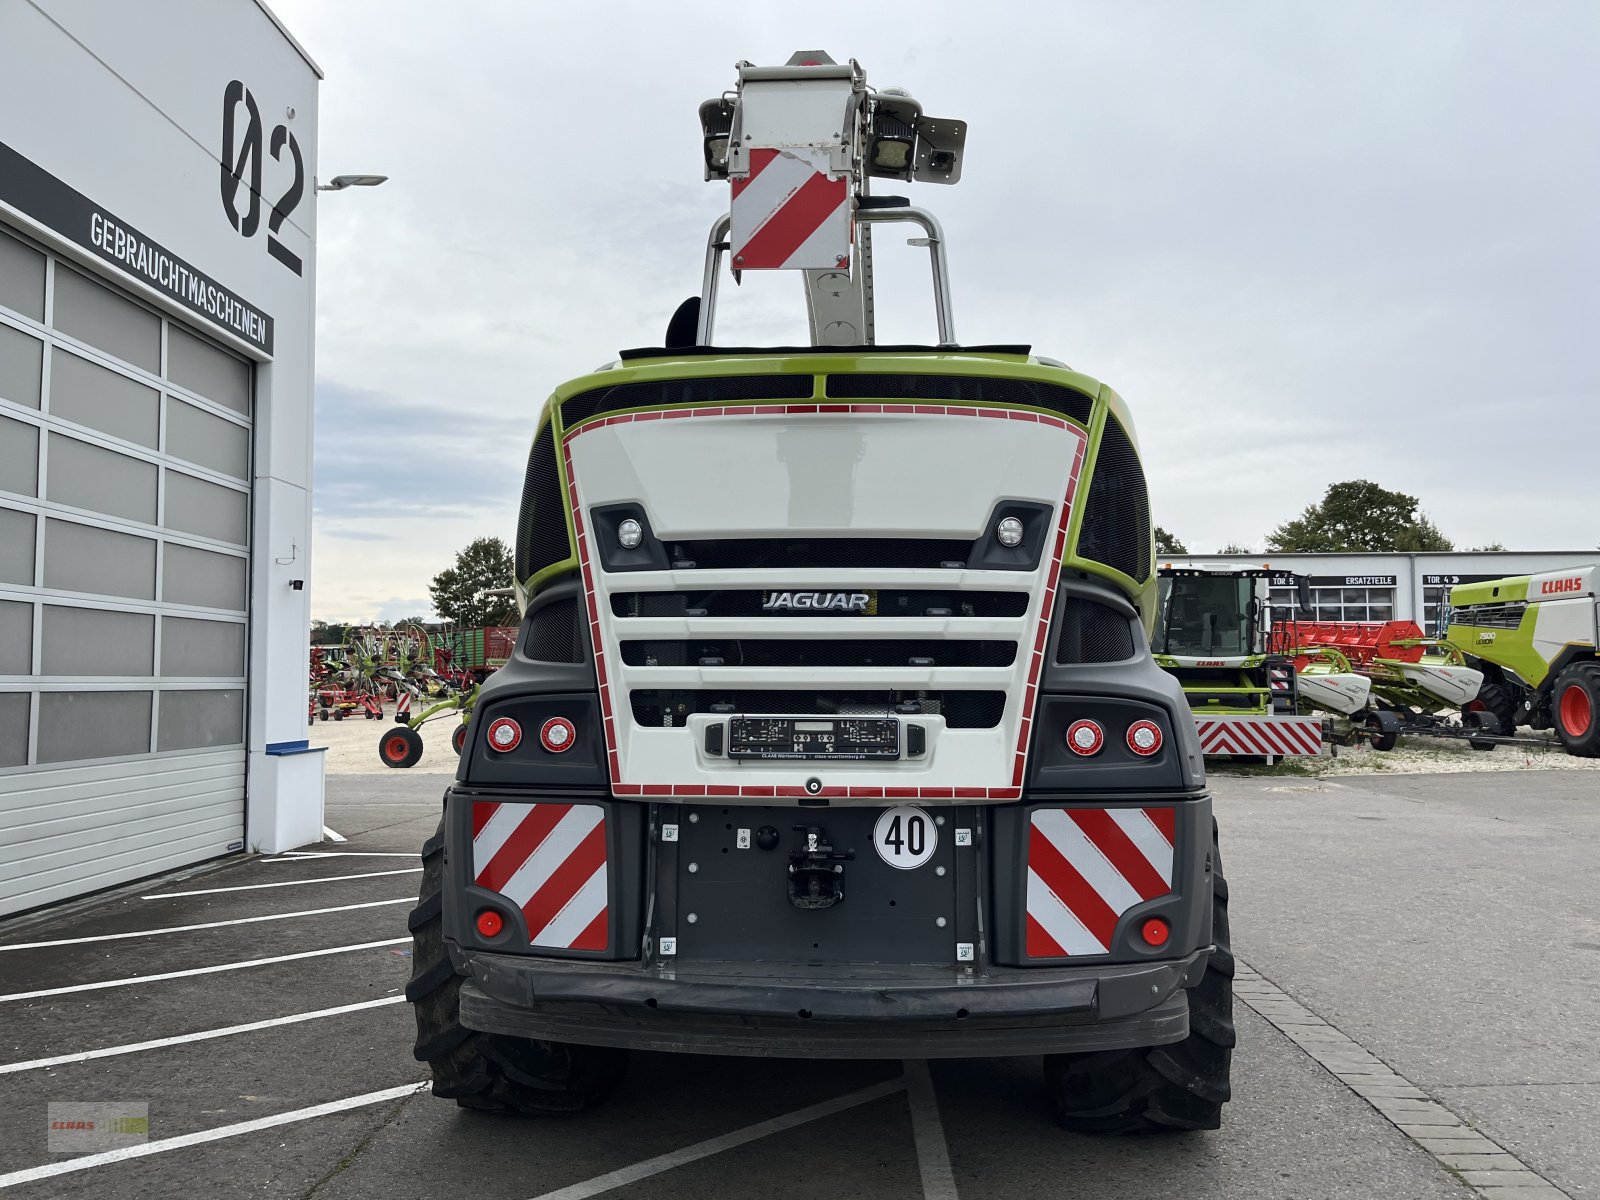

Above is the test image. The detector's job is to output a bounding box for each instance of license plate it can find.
[727,716,900,761]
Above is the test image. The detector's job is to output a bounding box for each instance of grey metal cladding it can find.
[159,616,244,677]
[43,518,156,600]
[157,689,243,750]
[164,470,248,545]
[0,321,42,408]
[0,600,32,674]
[36,691,152,763]
[46,434,157,524]
[0,228,45,321]
[161,543,246,611]
[0,417,39,496]
[49,350,160,448]
[51,266,159,373]
[0,692,26,767]
[41,605,154,676]
[0,508,35,584]
[165,397,248,479]
[166,326,249,415]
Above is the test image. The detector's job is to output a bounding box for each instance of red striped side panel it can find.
[1026,806,1175,958]
[469,801,608,952]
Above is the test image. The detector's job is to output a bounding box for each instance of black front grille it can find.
[524,598,584,663]
[823,374,1094,425]
[630,690,1006,729]
[610,590,1030,619]
[621,640,1017,669]
[1055,597,1137,664]
[1078,416,1151,582]
[662,538,973,572]
[1450,602,1526,630]
[559,374,814,427]
[515,422,569,584]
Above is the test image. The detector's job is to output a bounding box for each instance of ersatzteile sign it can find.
[0,139,273,354]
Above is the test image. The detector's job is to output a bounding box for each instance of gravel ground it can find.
[1212,730,1600,777]
[308,700,1599,780]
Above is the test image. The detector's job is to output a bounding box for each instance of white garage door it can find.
[0,223,250,916]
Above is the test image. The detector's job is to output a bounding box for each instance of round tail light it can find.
[540,717,576,753]
[1065,719,1104,756]
[485,717,522,753]
[1140,917,1170,947]
[475,910,505,938]
[1127,720,1163,756]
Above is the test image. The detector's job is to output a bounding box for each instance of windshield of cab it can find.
[1158,575,1256,657]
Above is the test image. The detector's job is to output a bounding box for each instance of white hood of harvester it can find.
[562,403,1089,800]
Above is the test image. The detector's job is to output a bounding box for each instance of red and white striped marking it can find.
[562,403,1087,800]
[470,802,608,952]
[1195,715,1322,757]
[1026,806,1175,958]
[730,147,850,270]
[396,692,412,717]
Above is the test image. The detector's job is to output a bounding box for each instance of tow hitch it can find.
[787,825,855,910]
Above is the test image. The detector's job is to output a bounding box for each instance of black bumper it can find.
[456,948,1208,1058]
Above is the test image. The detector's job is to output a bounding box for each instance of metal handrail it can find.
[695,205,956,347]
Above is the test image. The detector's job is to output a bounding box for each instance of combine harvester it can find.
[1154,564,1326,760]
[1448,566,1600,756]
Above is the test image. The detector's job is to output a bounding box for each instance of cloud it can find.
[277,0,1598,599]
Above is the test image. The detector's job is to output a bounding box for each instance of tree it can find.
[1219,542,1252,555]
[1154,526,1188,554]
[429,537,517,626]
[309,620,349,645]
[1266,481,1453,553]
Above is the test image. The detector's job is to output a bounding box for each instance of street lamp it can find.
[316,174,388,192]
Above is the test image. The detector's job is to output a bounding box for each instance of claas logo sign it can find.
[1539,577,1585,596]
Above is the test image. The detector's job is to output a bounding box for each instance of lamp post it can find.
[316,174,388,192]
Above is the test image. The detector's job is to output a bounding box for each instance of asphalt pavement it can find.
[0,766,1589,1199]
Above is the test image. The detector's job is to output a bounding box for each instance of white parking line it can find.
[903,1059,959,1200]
[0,1081,429,1189]
[266,852,419,862]
[0,997,407,1075]
[142,868,422,899]
[0,938,409,1003]
[525,1079,905,1200]
[0,899,411,952]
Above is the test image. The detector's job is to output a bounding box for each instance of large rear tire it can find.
[1553,661,1600,757]
[1044,825,1234,1133]
[406,821,629,1113]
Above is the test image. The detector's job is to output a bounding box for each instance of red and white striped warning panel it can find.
[470,802,608,952]
[730,147,850,270]
[1026,807,1174,958]
[1195,715,1322,757]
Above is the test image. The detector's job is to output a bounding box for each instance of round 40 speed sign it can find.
[873,806,937,869]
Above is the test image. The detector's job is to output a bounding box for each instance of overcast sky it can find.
[271,0,1600,623]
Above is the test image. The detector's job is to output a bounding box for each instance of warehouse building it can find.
[1161,551,1598,636]
[0,1,324,915]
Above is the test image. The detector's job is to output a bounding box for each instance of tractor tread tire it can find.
[1553,661,1600,757]
[407,819,628,1115]
[1045,830,1234,1134]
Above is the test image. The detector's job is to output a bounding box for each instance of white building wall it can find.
[1162,551,1599,634]
[0,0,324,910]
